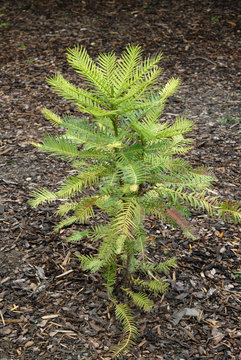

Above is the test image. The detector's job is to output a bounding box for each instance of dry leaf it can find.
[211,326,225,344]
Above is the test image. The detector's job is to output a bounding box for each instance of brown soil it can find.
[0,0,240,359]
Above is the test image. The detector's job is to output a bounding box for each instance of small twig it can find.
[55,269,74,279]
[147,270,159,281]
[42,314,59,320]
[15,113,41,116]
[1,178,18,185]
[0,310,5,326]
[0,147,13,155]
[0,319,23,324]
[191,56,216,65]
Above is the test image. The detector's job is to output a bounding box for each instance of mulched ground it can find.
[0,0,240,359]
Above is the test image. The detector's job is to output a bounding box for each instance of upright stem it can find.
[124,253,132,287]
[110,115,118,137]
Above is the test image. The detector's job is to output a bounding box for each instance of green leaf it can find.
[123,288,153,311]
[56,167,107,198]
[66,230,90,242]
[47,73,109,110]
[62,116,117,148]
[109,302,138,357]
[132,277,169,295]
[159,77,180,99]
[29,188,56,207]
[66,45,112,98]
[54,216,78,231]
[42,108,63,126]
[103,261,117,294]
[78,254,103,272]
[37,134,80,159]
[97,51,117,89]
[113,197,140,238]
[217,201,241,224]
[115,235,126,254]
[157,117,194,138]
[112,44,143,97]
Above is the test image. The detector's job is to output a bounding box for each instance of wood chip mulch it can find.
[0,0,240,359]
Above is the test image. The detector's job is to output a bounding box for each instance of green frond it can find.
[66,230,90,242]
[94,116,114,131]
[56,176,85,198]
[116,144,143,163]
[170,144,194,155]
[42,108,63,126]
[102,171,120,188]
[115,66,162,105]
[55,197,98,230]
[46,73,108,112]
[141,189,159,204]
[134,230,146,260]
[37,134,80,159]
[117,160,146,185]
[123,288,153,312]
[73,196,98,223]
[113,198,140,238]
[156,172,214,192]
[96,195,123,216]
[141,191,167,218]
[144,154,173,175]
[97,51,117,88]
[113,44,143,97]
[157,117,194,138]
[98,235,118,263]
[113,51,163,104]
[132,277,169,295]
[110,339,136,358]
[73,149,111,162]
[66,45,112,98]
[130,118,167,142]
[167,157,192,172]
[56,167,107,198]
[159,77,180,99]
[54,215,78,231]
[148,279,169,294]
[156,257,178,274]
[218,201,241,224]
[103,261,117,294]
[117,96,165,117]
[88,223,109,241]
[62,116,118,148]
[115,235,127,254]
[56,201,78,216]
[29,188,56,207]
[156,185,219,217]
[136,257,177,276]
[143,107,163,125]
[99,185,123,199]
[77,254,103,273]
[136,261,156,274]
[144,205,167,220]
[141,140,172,156]
[110,302,138,358]
[159,187,230,230]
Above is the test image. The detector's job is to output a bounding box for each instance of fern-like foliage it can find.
[136,258,178,275]
[29,44,241,358]
[122,288,153,312]
[132,277,169,295]
[110,302,138,358]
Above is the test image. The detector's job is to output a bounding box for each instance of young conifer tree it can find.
[29,45,241,357]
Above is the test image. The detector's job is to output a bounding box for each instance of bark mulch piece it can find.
[0,0,240,359]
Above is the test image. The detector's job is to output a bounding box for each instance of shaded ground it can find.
[0,0,240,359]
